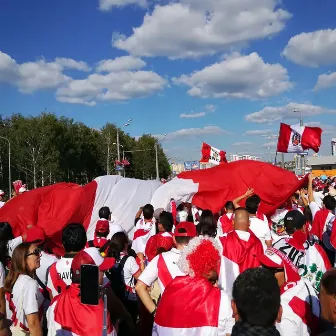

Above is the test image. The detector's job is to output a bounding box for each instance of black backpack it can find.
[105,255,132,302]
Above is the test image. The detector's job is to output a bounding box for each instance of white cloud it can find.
[96,56,146,72]
[0,51,92,93]
[156,126,229,140]
[56,70,167,105]
[99,0,147,11]
[245,129,273,135]
[245,102,336,124]
[232,142,252,146]
[180,112,206,118]
[113,0,291,59]
[263,141,277,148]
[314,72,336,91]
[173,53,292,99]
[282,29,336,67]
[205,104,216,112]
[55,58,90,71]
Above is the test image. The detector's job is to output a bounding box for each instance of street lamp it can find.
[293,108,305,175]
[0,136,11,198]
[155,133,167,181]
[116,119,131,176]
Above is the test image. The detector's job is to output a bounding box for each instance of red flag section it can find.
[0,182,97,255]
[277,123,322,153]
[178,160,307,215]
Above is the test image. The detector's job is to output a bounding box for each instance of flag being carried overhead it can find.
[277,123,322,153]
[200,142,227,165]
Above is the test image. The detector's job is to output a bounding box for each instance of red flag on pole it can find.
[277,123,322,153]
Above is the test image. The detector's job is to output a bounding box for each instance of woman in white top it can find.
[4,243,43,336]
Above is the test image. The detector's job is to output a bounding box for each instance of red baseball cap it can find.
[71,247,115,275]
[174,221,197,238]
[95,219,109,234]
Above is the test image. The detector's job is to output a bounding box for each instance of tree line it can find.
[0,113,171,192]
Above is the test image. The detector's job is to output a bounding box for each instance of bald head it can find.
[234,208,250,232]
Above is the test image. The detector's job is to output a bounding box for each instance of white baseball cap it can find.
[19,187,27,193]
[0,190,5,196]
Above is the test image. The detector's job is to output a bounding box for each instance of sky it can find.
[1,0,336,163]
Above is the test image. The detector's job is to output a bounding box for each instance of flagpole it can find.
[274,151,278,165]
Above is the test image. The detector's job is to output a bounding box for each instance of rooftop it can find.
[307,156,336,166]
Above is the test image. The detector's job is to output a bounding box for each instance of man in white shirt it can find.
[245,195,272,250]
[46,223,87,299]
[136,221,197,315]
[97,206,124,239]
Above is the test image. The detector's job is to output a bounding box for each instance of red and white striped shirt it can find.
[138,248,184,293]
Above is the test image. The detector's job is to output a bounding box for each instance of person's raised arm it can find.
[233,188,254,209]
[307,174,315,204]
[300,189,309,207]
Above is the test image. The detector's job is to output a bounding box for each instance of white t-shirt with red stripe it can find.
[249,216,272,250]
[276,279,319,336]
[119,253,139,301]
[36,251,58,287]
[138,248,185,293]
[46,256,74,298]
[8,274,44,331]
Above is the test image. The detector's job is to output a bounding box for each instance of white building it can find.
[229,154,260,162]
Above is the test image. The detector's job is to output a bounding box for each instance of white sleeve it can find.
[218,291,235,335]
[309,202,320,220]
[23,280,40,315]
[264,223,272,241]
[0,263,5,288]
[138,255,159,287]
[7,236,23,257]
[128,256,140,276]
[276,318,298,336]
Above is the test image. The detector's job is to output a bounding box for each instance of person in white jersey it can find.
[244,194,272,250]
[136,221,197,315]
[46,223,86,299]
[46,247,116,336]
[4,242,43,335]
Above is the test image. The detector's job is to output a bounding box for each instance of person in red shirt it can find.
[86,220,110,256]
[219,208,263,294]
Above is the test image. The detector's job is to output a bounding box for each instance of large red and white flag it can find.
[200,142,227,165]
[277,123,322,153]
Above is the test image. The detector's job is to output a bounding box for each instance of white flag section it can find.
[209,145,222,165]
[200,142,227,165]
[286,124,304,153]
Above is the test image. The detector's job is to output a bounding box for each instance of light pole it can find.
[0,136,11,198]
[293,108,305,175]
[155,134,167,181]
[116,119,131,176]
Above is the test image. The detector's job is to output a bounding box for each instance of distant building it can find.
[332,138,336,156]
[170,163,185,175]
[306,156,336,177]
[228,154,260,162]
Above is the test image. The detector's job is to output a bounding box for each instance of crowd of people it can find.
[0,173,334,335]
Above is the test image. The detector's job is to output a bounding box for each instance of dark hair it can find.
[107,232,129,261]
[159,211,174,232]
[321,268,336,295]
[303,206,312,225]
[62,223,87,253]
[4,242,34,292]
[0,222,14,266]
[197,210,217,238]
[175,228,193,245]
[245,195,260,215]
[99,206,111,220]
[142,204,154,220]
[224,201,234,211]
[232,268,280,327]
[323,196,336,211]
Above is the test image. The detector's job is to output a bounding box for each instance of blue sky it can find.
[1,0,336,163]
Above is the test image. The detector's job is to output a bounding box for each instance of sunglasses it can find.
[25,248,41,257]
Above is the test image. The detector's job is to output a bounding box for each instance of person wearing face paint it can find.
[4,243,44,336]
